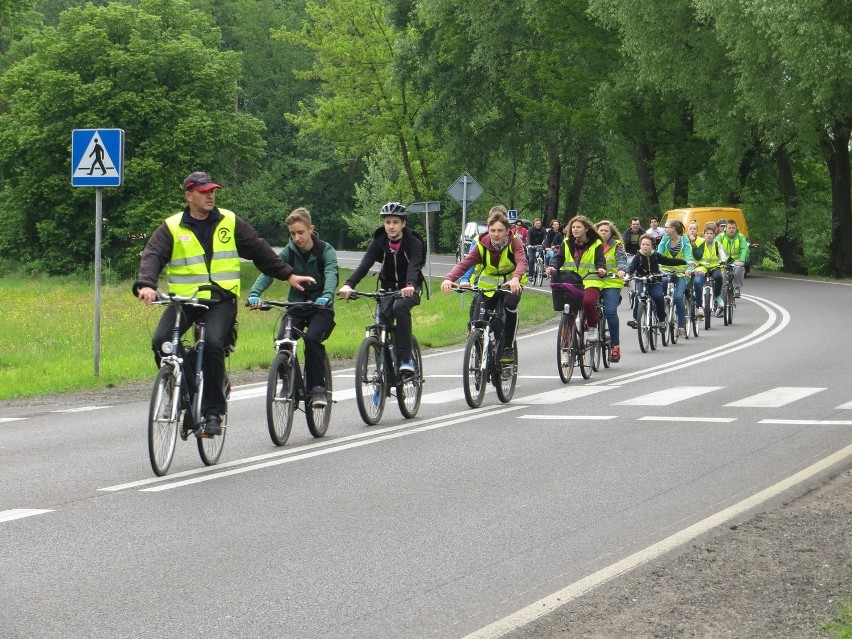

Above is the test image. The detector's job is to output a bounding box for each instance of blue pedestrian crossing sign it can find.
[71,129,124,187]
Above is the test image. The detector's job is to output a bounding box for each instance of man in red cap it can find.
[134,171,315,436]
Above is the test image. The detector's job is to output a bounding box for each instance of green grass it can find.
[822,598,852,639]
[0,267,556,400]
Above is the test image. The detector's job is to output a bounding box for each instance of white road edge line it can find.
[140,405,529,492]
[760,419,852,426]
[637,416,737,423]
[0,508,54,523]
[462,442,852,639]
[518,415,616,421]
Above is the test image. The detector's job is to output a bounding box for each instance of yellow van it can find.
[662,207,749,238]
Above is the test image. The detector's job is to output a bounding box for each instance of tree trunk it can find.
[545,147,560,225]
[773,145,806,274]
[633,140,659,220]
[824,120,852,277]
[672,175,688,208]
[563,154,588,220]
[398,133,423,202]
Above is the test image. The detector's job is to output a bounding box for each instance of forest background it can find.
[0,0,848,281]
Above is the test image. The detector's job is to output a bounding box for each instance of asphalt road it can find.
[1,272,850,639]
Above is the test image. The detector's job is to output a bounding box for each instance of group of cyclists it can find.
[136,171,750,440]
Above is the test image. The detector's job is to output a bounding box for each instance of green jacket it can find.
[250,234,338,304]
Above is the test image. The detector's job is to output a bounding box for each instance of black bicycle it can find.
[250,300,333,446]
[348,290,423,425]
[453,286,519,406]
[529,245,546,287]
[147,287,231,476]
[721,260,737,326]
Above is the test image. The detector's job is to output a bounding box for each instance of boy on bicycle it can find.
[692,222,724,318]
[624,235,687,328]
[441,206,527,363]
[247,207,338,408]
[338,202,425,376]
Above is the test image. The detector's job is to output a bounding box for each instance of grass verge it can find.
[0,267,556,400]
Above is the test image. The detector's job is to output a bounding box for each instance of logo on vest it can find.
[218,228,232,243]
[178,234,192,242]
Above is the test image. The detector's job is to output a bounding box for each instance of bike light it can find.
[161,341,174,354]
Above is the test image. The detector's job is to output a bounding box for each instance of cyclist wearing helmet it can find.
[338,202,425,375]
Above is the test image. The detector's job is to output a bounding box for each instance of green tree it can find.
[0,0,266,276]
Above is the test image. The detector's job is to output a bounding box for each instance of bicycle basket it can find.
[549,281,584,311]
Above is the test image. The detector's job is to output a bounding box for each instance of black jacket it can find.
[626,252,686,276]
[346,225,425,291]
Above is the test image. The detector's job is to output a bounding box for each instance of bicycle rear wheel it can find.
[463,329,488,407]
[637,302,650,353]
[306,353,333,438]
[688,296,699,338]
[355,336,386,425]
[198,377,228,465]
[557,312,576,383]
[397,337,423,418]
[600,315,610,369]
[578,320,592,379]
[660,299,671,346]
[148,367,180,477]
[266,350,296,446]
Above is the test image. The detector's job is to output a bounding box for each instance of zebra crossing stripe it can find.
[725,387,825,408]
[615,386,723,406]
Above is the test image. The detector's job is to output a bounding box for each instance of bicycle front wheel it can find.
[535,259,545,286]
[637,303,650,353]
[660,300,671,346]
[463,329,488,407]
[600,315,610,369]
[397,337,423,418]
[266,350,296,446]
[725,287,734,325]
[578,323,592,380]
[306,353,333,438]
[198,377,228,465]
[148,367,180,477]
[355,336,386,425]
[557,312,576,383]
[688,296,699,338]
[703,288,712,331]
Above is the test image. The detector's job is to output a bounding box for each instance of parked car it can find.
[455,220,488,261]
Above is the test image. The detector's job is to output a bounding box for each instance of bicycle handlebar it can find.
[245,299,323,311]
[343,290,402,301]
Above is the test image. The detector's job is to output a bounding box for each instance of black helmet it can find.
[380,201,407,217]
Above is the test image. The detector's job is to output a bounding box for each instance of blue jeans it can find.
[601,287,622,346]
[633,281,665,323]
[693,268,722,301]
[663,273,687,328]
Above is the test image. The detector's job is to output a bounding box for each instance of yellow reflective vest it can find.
[165,209,241,298]
[476,238,528,290]
[696,239,720,271]
[602,240,625,289]
[560,238,604,290]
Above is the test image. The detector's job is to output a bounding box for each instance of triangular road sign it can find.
[73,132,118,178]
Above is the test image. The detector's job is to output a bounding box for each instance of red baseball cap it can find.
[183,171,221,192]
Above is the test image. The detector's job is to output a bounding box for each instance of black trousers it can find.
[380,293,420,361]
[152,298,236,417]
[283,307,336,389]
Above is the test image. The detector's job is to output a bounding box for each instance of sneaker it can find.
[676,327,686,337]
[561,350,571,367]
[202,413,222,436]
[715,295,725,308]
[371,387,381,407]
[697,307,705,319]
[714,307,724,318]
[310,386,327,409]
[585,327,598,342]
[626,320,638,329]
[609,346,621,363]
[500,347,515,363]
[734,287,741,298]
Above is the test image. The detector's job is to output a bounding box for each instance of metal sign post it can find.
[71,128,125,376]
[448,172,484,260]
[407,200,441,283]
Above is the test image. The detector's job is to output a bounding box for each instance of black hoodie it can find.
[345,225,425,291]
